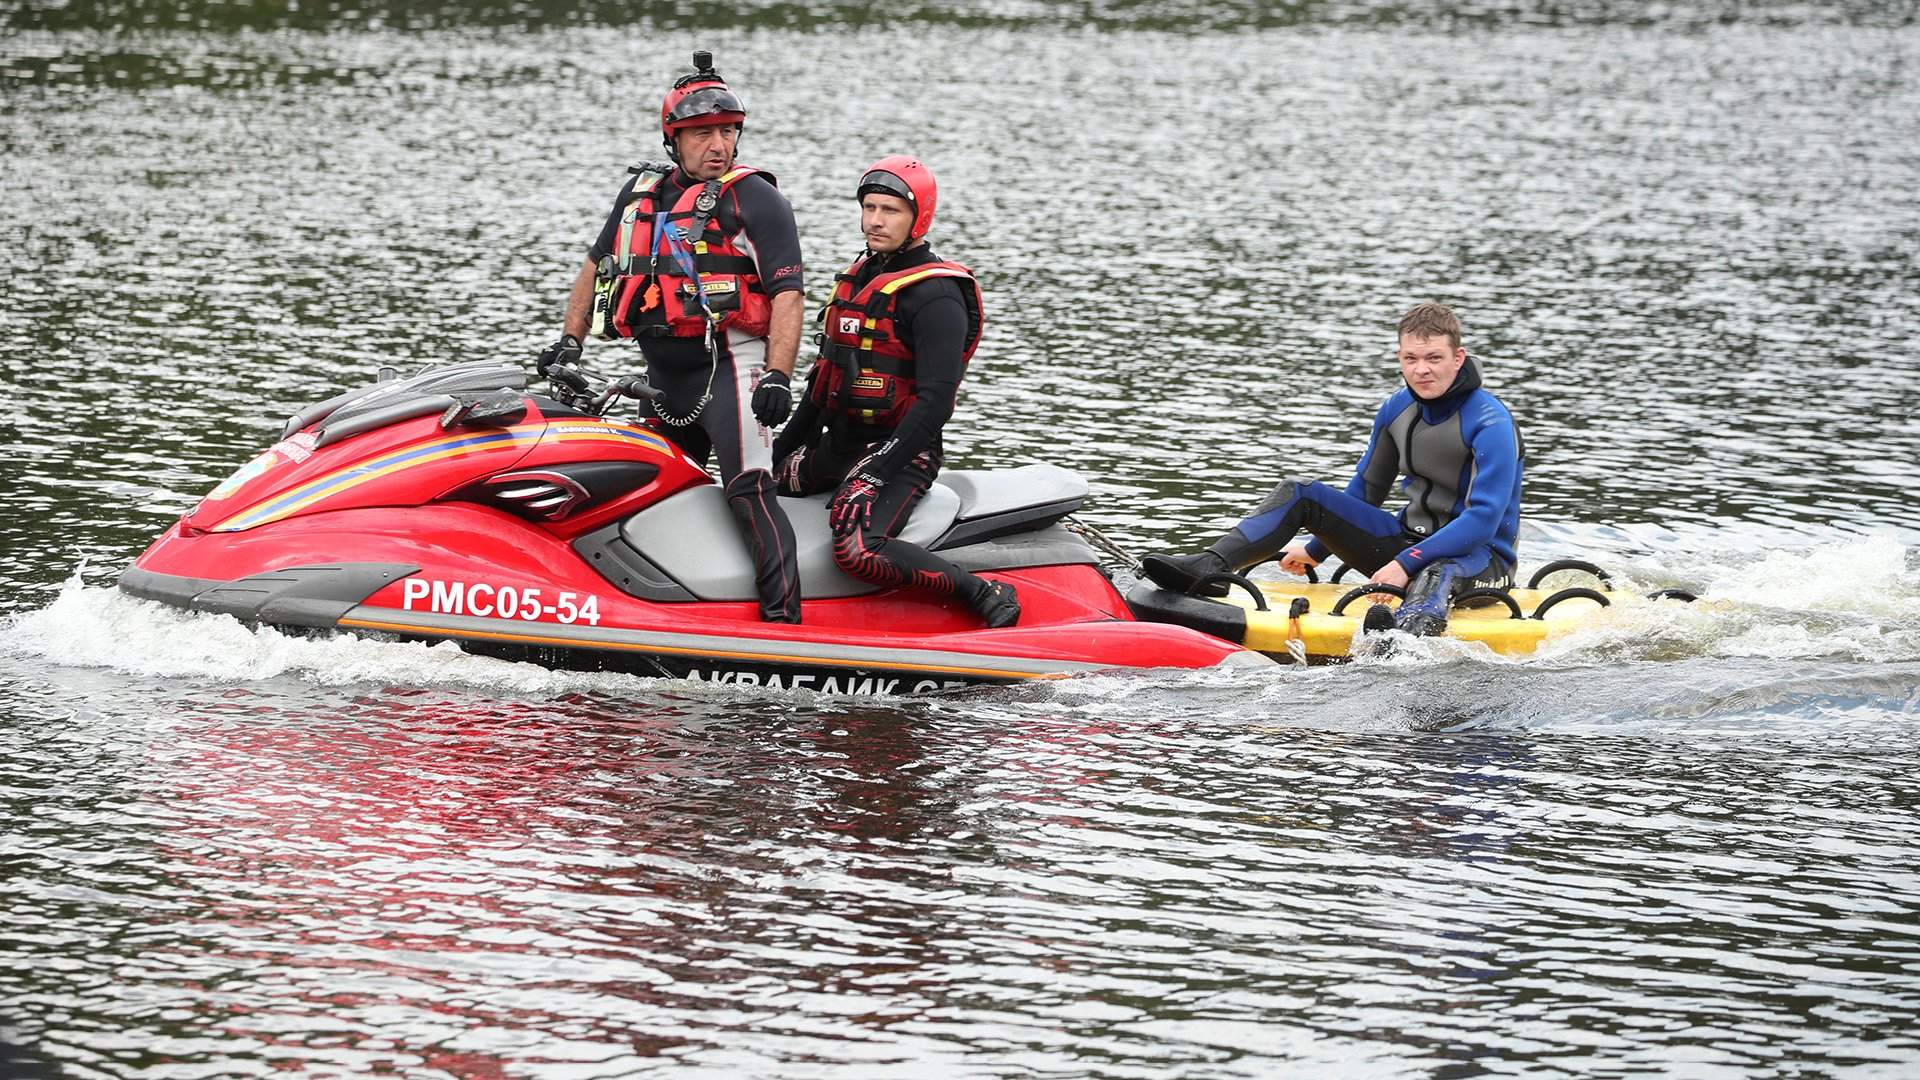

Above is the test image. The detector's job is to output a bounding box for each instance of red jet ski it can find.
[119,361,1266,692]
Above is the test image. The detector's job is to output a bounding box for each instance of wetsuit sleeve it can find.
[1392,401,1521,576]
[730,176,804,297]
[771,362,825,465]
[588,174,641,262]
[1304,398,1401,562]
[861,291,967,484]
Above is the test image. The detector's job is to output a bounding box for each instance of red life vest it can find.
[593,165,773,341]
[810,254,984,428]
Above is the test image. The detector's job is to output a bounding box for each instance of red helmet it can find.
[660,51,745,154]
[857,155,938,241]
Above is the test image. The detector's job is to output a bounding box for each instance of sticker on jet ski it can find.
[682,669,969,694]
[400,579,603,625]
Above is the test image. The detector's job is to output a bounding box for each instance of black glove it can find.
[536,334,582,375]
[830,471,883,537]
[751,369,793,428]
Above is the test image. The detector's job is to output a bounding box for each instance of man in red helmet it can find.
[538,51,805,624]
[770,156,1019,629]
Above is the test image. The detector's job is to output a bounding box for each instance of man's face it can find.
[1398,333,1467,400]
[674,123,739,180]
[861,193,914,254]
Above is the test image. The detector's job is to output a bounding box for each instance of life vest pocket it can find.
[610,276,664,338]
[846,370,902,422]
[685,276,741,314]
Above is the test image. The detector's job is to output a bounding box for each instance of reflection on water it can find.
[3,1,1919,1075]
[4,672,1918,1074]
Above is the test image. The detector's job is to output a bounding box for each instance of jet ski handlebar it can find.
[544,363,662,416]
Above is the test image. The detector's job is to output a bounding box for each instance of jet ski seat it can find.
[602,464,1096,602]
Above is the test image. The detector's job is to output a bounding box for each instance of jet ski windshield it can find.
[281,362,529,442]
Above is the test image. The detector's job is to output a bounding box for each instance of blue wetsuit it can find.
[1229,356,1523,628]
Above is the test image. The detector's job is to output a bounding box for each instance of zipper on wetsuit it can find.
[1407,413,1437,536]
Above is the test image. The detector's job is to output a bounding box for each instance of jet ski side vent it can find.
[484,471,590,521]
[450,461,659,523]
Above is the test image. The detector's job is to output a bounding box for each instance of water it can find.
[4,3,1920,1075]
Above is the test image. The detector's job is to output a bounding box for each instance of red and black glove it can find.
[829,472,884,537]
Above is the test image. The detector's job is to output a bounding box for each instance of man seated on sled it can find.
[1141,302,1523,638]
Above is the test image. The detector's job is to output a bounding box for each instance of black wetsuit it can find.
[771,244,995,608]
[590,166,805,622]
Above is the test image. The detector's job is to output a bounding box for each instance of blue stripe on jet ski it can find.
[214,429,537,531]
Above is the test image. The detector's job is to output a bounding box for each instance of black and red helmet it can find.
[660,51,745,154]
[856,155,938,241]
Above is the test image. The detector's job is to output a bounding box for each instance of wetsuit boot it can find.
[1139,528,1277,598]
[1139,550,1232,597]
[1356,602,1399,658]
[1393,610,1448,637]
[969,578,1021,628]
[1362,603,1397,635]
[725,469,802,624]
[1395,560,1468,639]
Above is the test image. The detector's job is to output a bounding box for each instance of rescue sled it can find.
[119,360,1268,693]
[1126,561,1698,662]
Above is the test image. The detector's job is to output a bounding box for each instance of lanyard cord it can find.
[654,212,718,321]
[648,210,720,427]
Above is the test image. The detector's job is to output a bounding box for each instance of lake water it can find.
[3,2,1919,1076]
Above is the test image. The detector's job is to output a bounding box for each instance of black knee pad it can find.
[1251,479,1304,516]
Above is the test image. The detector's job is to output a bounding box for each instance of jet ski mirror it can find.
[440,388,529,430]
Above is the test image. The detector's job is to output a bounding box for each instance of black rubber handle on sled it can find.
[1532,587,1611,619]
[1646,588,1698,602]
[1330,583,1406,616]
[1454,587,1525,619]
[1193,572,1268,612]
[1527,559,1614,591]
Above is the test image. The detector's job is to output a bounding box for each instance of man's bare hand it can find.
[1279,544,1319,577]
[1370,560,1410,591]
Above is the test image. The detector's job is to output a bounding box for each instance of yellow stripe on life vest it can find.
[878,266,966,294]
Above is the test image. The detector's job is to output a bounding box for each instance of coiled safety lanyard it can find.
[648,194,723,427]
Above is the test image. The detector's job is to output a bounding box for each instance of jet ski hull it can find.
[116,361,1268,692]
[123,506,1266,692]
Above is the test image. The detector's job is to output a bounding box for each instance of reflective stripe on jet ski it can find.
[336,607,1108,681]
[213,421,673,532]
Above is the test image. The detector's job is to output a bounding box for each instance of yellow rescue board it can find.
[1226,581,1617,659]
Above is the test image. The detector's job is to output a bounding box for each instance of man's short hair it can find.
[1398,303,1461,350]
